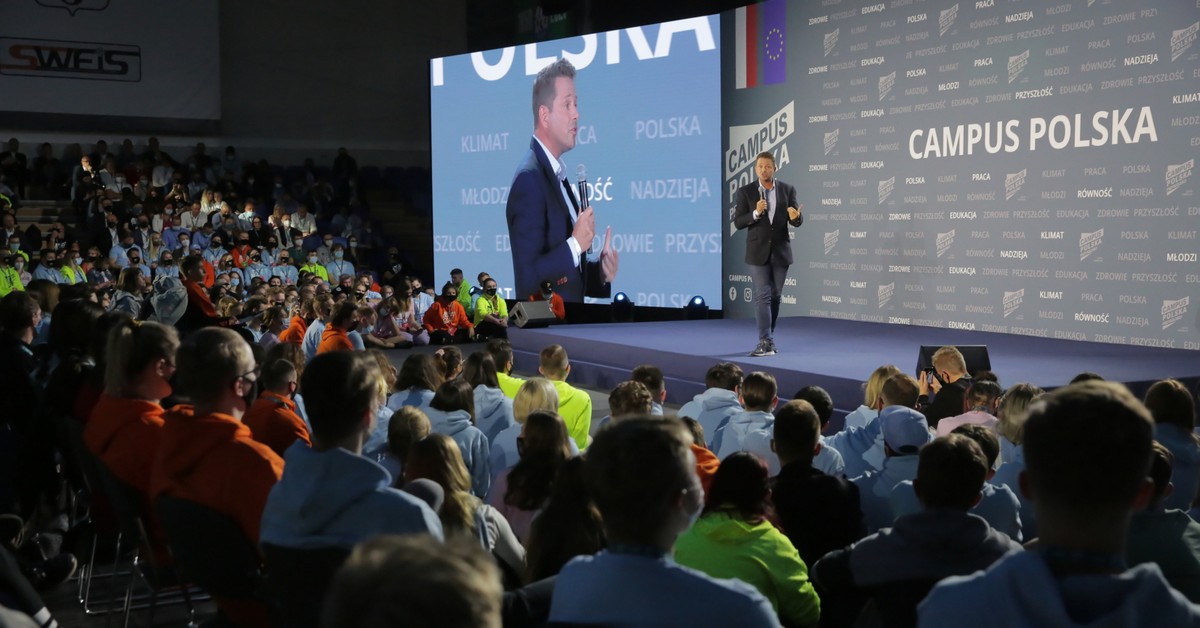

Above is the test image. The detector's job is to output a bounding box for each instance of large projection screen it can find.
[431,15,722,307]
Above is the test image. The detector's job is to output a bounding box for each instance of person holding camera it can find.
[917,346,972,431]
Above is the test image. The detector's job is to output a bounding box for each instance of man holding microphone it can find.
[733,152,804,357]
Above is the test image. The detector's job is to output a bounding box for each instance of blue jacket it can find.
[853,454,920,533]
[426,407,491,498]
[386,387,434,414]
[1157,424,1200,512]
[826,411,886,480]
[260,443,443,548]
[890,480,1024,541]
[474,385,515,443]
[679,388,744,449]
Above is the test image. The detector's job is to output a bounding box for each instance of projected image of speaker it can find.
[512,301,557,329]
[915,345,992,378]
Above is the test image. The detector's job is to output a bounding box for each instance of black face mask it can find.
[485,288,497,296]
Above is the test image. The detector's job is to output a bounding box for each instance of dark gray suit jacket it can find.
[733,180,804,266]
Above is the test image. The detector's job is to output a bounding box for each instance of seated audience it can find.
[242,358,311,458]
[473,276,508,340]
[891,424,1023,540]
[712,371,779,473]
[1143,379,1200,512]
[261,351,442,552]
[852,403,932,533]
[548,418,781,627]
[485,338,524,398]
[594,380,653,432]
[465,351,516,443]
[426,379,491,497]
[489,410,571,543]
[538,345,592,451]
[302,294,334,362]
[991,382,1045,540]
[678,361,744,448]
[151,327,284,627]
[826,373,919,486]
[434,345,464,380]
[935,380,1003,437]
[320,535,502,628]
[83,318,180,563]
[524,456,605,583]
[317,299,358,355]
[771,399,866,570]
[423,282,474,345]
[631,364,666,416]
[1126,441,1200,602]
[490,377,561,484]
[919,381,1200,627]
[815,435,1021,628]
[792,385,846,476]
[529,280,564,320]
[386,353,443,413]
[383,406,431,486]
[405,434,524,583]
[916,346,972,430]
[675,452,822,627]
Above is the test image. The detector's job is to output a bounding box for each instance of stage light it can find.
[612,292,634,323]
[684,295,708,321]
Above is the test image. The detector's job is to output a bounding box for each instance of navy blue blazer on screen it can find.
[506,138,611,302]
[733,179,804,266]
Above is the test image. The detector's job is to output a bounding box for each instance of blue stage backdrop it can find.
[430,15,722,307]
[722,0,1200,351]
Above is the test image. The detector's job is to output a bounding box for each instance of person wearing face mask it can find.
[236,200,257,232]
[85,319,183,565]
[174,232,192,258]
[12,255,30,287]
[325,244,353,282]
[151,327,283,628]
[126,251,152,282]
[422,283,474,345]
[271,252,298,285]
[108,235,141,269]
[230,234,254,268]
[133,217,154,250]
[161,213,186,250]
[0,255,23,296]
[7,235,28,265]
[244,251,271,284]
[407,276,434,323]
[33,249,67,284]
[259,238,279,267]
[316,235,337,266]
[192,223,215,252]
[204,236,226,265]
[473,277,509,340]
[242,358,310,458]
[155,250,179,279]
[61,250,87,285]
[299,251,329,282]
[530,280,566,321]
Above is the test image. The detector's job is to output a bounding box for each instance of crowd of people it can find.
[1,140,1199,628]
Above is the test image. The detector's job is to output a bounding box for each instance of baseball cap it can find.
[880,406,932,454]
[540,280,553,293]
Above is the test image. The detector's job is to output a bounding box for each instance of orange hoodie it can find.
[151,411,283,544]
[278,315,307,345]
[85,396,190,564]
[317,326,353,354]
[423,298,473,334]
[691,443,721,494]
[243,391,311,458]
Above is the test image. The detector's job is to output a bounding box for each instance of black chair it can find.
[154,495,266,605]
[95,462,197,627]
[261,542,351,628]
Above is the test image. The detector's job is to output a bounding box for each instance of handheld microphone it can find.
[577,164,592,254]
[576,164,591,210]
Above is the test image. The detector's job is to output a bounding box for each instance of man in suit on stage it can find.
[506,58,618,302]
[733,151,804,357]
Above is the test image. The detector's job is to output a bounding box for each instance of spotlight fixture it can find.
[612,292,634,323]
[684,295,708,321]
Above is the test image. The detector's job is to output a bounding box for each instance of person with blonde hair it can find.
[405,434,524,579]
[917,346,972,429]
[844,364,903,429]
[490,377,566,485]
[384,406,432,485]
[321,535,502,628]
[84,319,180,563]
[110,266,145,319]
